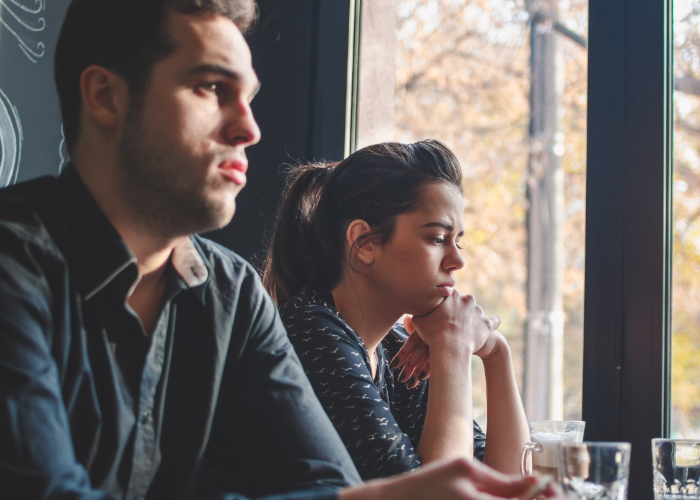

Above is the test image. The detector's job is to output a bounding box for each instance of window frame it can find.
[583,0,673,498]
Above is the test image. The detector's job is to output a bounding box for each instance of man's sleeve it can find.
[199,268,362,500]
[0,218,118,500]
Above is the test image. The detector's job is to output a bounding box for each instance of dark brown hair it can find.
[262,140,464,305]
[54,0,258,156]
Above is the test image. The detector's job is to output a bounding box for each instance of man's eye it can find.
[198,82,218,93]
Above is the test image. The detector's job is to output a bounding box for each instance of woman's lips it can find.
[438,283,455,296]
[218,159,248,186]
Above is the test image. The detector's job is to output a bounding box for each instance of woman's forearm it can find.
[417,343,474,463]
[481,336,529,474]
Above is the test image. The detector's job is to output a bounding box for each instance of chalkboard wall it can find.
[0,0,350,265]
[0,0,71,185]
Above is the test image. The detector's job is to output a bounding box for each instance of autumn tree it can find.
[393,0,588,421]
[672,1,700,437]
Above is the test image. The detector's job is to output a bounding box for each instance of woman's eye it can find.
[432,237,445,245]
[456,241,464,250]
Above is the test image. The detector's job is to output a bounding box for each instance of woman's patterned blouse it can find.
[280,286,487,480]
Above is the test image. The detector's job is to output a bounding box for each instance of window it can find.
[353,1,671,498]
[673,0,700,439]
[355,0,588,425]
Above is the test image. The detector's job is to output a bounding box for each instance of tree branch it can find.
[676,75,700,96]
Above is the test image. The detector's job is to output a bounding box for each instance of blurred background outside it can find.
[673,0,700,439]
[355,0,588,426]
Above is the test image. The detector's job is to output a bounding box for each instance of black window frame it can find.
[584,0,673,498]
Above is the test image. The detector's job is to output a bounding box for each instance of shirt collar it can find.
[171,237,209,293]
[55,164,209,304]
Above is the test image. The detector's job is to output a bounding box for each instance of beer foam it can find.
[530,431,583,468]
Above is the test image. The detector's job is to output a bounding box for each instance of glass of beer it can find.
[521,420,586,479]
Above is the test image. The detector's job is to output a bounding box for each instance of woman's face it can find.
[369,181,465,317]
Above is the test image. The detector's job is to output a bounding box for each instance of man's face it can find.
[116,11,261,238]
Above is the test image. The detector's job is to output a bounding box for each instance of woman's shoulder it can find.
[280,286,361,345]
[281,286,338,320]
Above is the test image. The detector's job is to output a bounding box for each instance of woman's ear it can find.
[346,219,375,266]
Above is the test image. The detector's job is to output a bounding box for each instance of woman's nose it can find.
[444,244,465,271]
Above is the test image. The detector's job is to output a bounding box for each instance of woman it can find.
[262,140,528,480]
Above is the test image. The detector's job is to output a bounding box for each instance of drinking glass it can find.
[653,438,700,499]
[521,420,586,480]
[559,442,631,500]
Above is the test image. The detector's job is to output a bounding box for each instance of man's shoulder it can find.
[0,176,66,255]
[192,235,263,294]
[0,175,60,217]
[0,175,58,202]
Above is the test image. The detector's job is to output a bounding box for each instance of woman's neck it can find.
[330,274,402,357]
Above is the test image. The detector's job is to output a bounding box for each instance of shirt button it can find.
[141,411,150,423]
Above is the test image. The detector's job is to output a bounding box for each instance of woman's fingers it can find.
[390,320,432,388]
[487,314,501,332]
[403,315,415,333]
[396,337,429,383]
[406,350,430,388]
[474,330,508,360]
[390,322,421,370]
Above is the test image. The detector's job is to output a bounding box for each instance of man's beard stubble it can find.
[115,105,235,240]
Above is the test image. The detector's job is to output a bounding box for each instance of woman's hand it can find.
[391,316,431,388]
[392,301,506,388]
[411,291,500,355]
[474,329,508,361]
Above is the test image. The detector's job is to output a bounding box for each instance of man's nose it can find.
[223,99,261,148]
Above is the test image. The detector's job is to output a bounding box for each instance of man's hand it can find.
[339,457,565,500]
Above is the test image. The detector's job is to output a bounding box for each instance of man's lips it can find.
[218,159,247,186]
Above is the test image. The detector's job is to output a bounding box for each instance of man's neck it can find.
[72,146,186,264]
[72,154,183,334]
[120,222,184,336]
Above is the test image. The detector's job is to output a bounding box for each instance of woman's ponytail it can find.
[262,162,337,304]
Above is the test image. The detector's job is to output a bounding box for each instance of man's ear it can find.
[346,219,375,266]
[79,65,129,130]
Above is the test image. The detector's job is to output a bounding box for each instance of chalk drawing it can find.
[58,123,66,172]
[0,0,46,62]
[0,88,22,187]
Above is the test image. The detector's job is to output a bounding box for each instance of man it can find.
[0,0,560,498]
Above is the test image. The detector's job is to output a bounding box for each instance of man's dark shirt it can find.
[0,165,360,500]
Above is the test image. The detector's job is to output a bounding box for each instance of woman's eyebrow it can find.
[422,221,465,236]
[422,221,454,230]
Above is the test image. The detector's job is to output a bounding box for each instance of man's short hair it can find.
[54,0,258,157]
